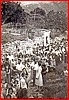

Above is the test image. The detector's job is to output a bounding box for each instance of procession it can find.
[1,1,68,98]
[1,29,68,98]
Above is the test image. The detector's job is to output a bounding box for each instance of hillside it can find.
[2,1,68,35]
[21,2,68,16]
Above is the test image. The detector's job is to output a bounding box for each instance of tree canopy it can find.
[2,1,29,24]
[2,2,67,32]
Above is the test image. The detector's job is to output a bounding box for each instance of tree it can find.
[2,1,29,24]
[46,10,67,32]
[30,7,46,16]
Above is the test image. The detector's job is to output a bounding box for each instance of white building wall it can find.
[43,30,50,46]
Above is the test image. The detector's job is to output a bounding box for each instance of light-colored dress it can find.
[19,77,27,89]
[16,63,25,71]
[35,66,43,86]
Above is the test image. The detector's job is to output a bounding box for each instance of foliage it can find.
[46,10,67,32]
[2,2,67,32]
[30,7,46,16]
[2,1,29,24]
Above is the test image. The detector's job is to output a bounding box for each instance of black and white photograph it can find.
[1,1,68,98]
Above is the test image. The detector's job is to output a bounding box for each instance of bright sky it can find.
[14,1,51,6]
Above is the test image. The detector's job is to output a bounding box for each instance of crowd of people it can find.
[1,37,68,98]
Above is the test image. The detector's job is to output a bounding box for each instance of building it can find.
[40,29,51,46]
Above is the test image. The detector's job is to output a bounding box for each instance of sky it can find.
[14,1,51,6]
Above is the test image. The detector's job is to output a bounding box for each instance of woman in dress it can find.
[35,61,43,91]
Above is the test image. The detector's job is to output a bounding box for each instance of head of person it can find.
[18,58,21,64]
[11,78,15,83]
[6,94,11,98]
[21,88,28,98]
[21,72,24,78]
[2,67,5,71]
[17,49,20,52]
[14,79,19,86]
[34,60,37,64]
[41,63,46,68]
[8,53,11,56]
[8,88,13,95]
[38,60,41,66]
[2,80,6,88]
[5,58,9,62]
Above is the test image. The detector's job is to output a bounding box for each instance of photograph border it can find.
[0,0,68,100]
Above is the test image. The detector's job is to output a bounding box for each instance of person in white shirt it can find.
[20,76,27,89]
[7,53,14,63]
[16,59,25,72]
